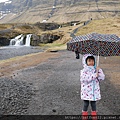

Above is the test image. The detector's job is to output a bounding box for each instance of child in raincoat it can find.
[80,54,105,119]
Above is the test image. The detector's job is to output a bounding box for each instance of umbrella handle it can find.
[97,56,99,66]
[97,42,100,67]
[96,54,99,76]
[97,55,99,67]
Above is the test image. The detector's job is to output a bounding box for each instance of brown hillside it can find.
[0,0,120,23]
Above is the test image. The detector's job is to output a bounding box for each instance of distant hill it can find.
[0,0,120,23]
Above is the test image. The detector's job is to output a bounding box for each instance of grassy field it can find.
[76,17,120,36]
[0,24,13,30]
[0,17,120,51]
[32,17,120,51]
[44,17,120,51]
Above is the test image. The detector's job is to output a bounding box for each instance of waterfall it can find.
[9,34,23,46]
[24,34,32,46]
[14,36,24,46]
[10,38,16,45]
[15,34,23,39]
[9,34,32,46]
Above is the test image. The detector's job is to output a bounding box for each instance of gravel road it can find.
[0,49,120,116]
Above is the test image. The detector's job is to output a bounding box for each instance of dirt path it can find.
[0,50,120,115]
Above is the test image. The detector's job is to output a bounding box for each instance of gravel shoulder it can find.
[0,49,120,115]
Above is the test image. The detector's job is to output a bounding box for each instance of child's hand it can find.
[96,66,100,71]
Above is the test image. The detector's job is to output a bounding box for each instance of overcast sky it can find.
[0,0,11,3]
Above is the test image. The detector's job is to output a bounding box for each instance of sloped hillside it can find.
[0,0,120,23]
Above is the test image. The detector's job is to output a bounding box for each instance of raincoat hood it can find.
[82,54,96,69]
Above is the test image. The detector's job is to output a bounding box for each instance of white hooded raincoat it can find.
[80,54,105,101]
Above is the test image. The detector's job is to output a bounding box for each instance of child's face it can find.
[87,59,94,66]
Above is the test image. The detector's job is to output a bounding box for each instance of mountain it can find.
[0,0,120,23]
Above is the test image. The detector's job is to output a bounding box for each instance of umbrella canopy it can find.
[67,33,120,56]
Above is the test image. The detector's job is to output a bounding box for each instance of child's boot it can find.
[82,111,88,120]
[91,111,97,120]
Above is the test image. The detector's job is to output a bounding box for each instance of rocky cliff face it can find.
[0,0,87,12]
[0,37,10,46]
[0,0,81,12]
[31,33,60,46]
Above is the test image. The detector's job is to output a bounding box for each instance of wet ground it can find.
[0,47,120,115]
[0,46,44,60]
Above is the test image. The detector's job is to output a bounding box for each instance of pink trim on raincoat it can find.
[80,54,105,101]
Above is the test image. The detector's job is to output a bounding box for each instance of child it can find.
[80,54,105,119]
